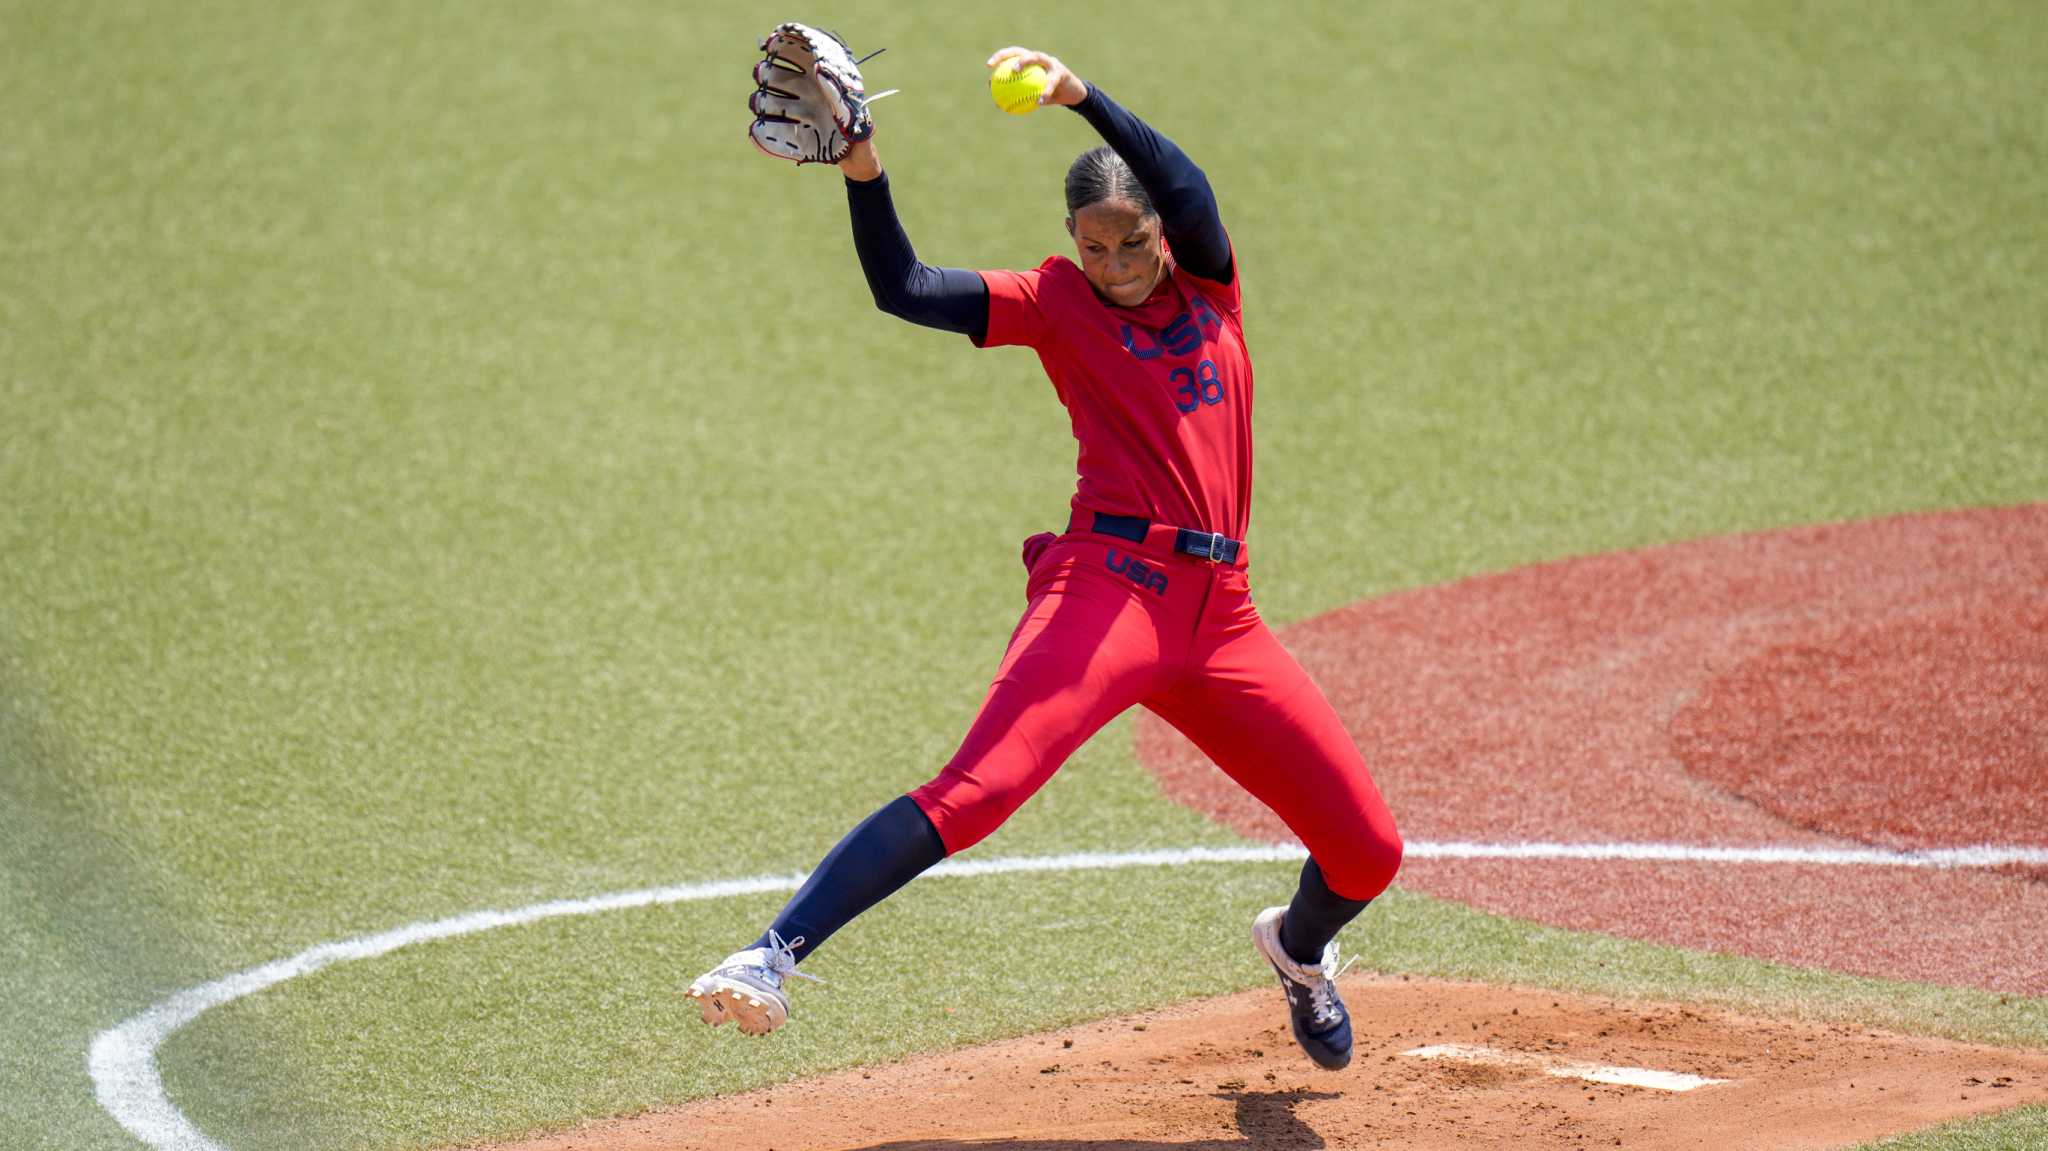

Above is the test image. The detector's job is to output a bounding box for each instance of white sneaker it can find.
[685,931,819,1036]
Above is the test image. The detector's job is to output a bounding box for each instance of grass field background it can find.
[4,1,2044,1148]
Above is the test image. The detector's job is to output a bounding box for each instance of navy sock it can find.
[753,794,946,964]
[1278,857,1371,966]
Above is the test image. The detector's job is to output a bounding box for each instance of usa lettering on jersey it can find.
[1118,294,1230,415]
[1118,293,1225,361]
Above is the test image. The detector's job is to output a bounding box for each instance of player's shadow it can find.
[841,1089,1342,1151]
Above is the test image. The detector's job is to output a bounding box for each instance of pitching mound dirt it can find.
[474,510,2048,1151]
[1139,504,2048,993]
[485,979,2047,1150]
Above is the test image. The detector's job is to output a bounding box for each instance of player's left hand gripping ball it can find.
[749,22,885,165]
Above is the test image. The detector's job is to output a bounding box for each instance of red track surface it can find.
[1138,505,2048,994]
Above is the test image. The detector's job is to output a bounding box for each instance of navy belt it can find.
[1085,512,1243,565]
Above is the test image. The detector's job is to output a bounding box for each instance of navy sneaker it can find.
[1251,907,1354,1069]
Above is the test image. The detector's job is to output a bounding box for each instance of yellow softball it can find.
[990,60,1049,116]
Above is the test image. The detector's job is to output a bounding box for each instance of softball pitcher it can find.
[699,25,1404,1070]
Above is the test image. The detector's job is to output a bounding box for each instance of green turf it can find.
[3,0,2044,1148]
[1857,1107,2048,1151]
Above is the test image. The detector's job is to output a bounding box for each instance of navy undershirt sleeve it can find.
[845,171,990,343]
[1071,83,1233,285]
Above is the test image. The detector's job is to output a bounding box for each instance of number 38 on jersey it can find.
[1170,359,1225,413]
[1120,294,1230,417]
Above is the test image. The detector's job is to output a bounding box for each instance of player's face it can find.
[1067,199,1165,308]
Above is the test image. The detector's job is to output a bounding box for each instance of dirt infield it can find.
[493,980,2048,1151]
[474,507,2046,1151]
[1141,503,2048,994]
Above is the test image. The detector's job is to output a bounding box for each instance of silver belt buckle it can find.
[1206,532,1225,562]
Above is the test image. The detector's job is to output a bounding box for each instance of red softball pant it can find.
[908,526,1404,901]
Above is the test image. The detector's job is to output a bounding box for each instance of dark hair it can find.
[1064,146,1157,218]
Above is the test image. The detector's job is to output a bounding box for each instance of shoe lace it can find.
[1304,943,1356,1027]
[763,930,825,985]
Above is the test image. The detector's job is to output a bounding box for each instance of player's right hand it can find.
[986,47,1087,108]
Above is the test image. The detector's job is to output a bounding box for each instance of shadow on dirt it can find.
[842,1090,1342,1150]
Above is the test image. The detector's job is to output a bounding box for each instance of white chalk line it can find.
[1403,1044,1729,1091]
[89,838,2048,1151]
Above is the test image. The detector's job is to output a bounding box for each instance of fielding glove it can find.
[748,22,889,165]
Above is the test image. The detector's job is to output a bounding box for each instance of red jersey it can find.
[978,250,1252,539]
